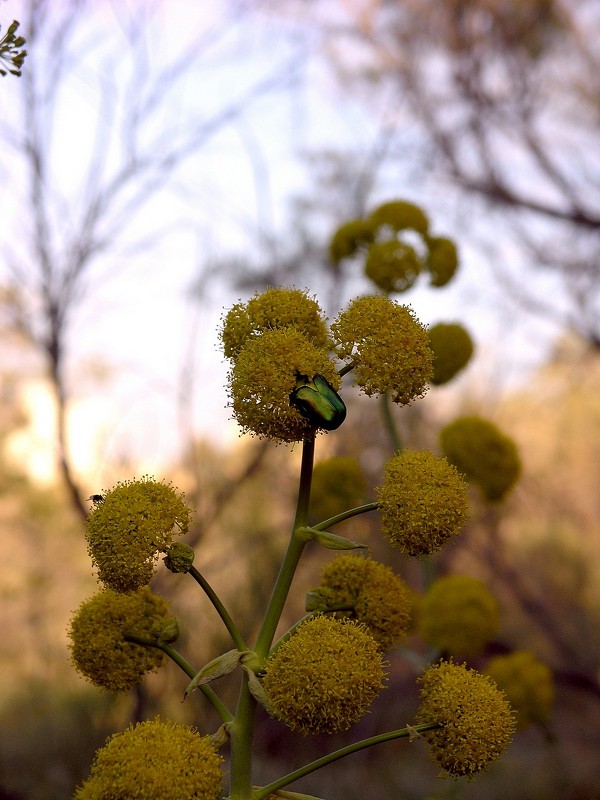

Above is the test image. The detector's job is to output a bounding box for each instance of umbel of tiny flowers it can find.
[428,322,475,385]
[68,587,174,691]
[74,718,223,800]
[414,660,516,778]
[309,456,367,522]
[262,615,386,735]
[416,575,501,658]
[376,449,470,556]
[331,295,433,403]
[440,415,522,502]
[85,476,192,592]
[484,651,555,730]
[327,199,459,290]
[307,554,413,652]
[0,20,27,77]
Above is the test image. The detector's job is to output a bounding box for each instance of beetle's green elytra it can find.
[290,374,346,431]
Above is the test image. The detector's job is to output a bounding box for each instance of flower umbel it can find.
[440,416,521,501]
[376,450,469,556]
[311,555,413,651]
[68,587,173,691]
[331,295,433,404]
[415,661,516,778]
[74,718,223,800]
[228,327,340,441]
[484,651,554,730]
[418,575,500,657]
[85,476,191,592]
[263,615,386,734]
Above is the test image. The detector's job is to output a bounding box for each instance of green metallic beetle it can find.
[290,374,347,431]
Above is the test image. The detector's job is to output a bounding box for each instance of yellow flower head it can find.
[368,200,430,236]
[418,575,500,657]
[74,718,223,800]
[263,615,386,734]
[328,218,375,264]
[228,326,340,441]
[85,476,191,592]
[68,587,173,691]
[220,287,329,361]
[376,450,469,556]
[310,456,367,522]
[484,651,554,730]
[313,555,412,651]
[415,660,516,778]
[428,323,474,385]
[364,240,422,293]
[426,236,459,287]
[331,295,433,404]
[440,416,521,502]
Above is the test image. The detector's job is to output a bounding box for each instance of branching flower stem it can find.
[123,635,233,724]
[252,722,443,800]
[188,564,248,652]
[312,501,379,531]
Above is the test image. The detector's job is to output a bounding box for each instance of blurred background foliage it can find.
[1,0,600,798]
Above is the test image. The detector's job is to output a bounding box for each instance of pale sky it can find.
[0,0,562,488]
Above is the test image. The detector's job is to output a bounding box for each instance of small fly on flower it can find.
[87,494,104,505]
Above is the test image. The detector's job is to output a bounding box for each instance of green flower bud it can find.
[328,218,375,263]
[484,651,554,730]
[368,200,430,236]
[163,542,195,573]
[428,322,474,384]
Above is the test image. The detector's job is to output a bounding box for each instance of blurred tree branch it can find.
[0,0,300,518]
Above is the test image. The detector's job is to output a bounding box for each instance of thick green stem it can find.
[188,564,248,652]
[254,436,315,663]
[252,722,443,800]
[124,635,233,724]
[229,671,257,800]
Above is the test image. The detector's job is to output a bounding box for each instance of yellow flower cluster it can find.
[428,322,474,385]
[327,199,459,291]
[415,661,516,778]
[484,651,554,730]
[74,718,223,800]
[68,587,173,690]
[331,296,433,404]
[376,450,469,556]
[312,555,413,651]
[440,416,522,501]
[86,476,191,592]
[417,575,500,657]
[263,615,386,734]
[221,287,434,440]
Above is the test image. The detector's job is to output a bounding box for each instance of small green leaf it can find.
[185,649,244,696]
[242,665,269,707]
[208,722,231,749]
[299,526,368,551]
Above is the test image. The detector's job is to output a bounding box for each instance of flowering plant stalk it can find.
[69,205,523,800]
